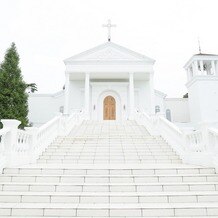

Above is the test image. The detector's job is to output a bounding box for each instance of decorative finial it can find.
[198,37,202,54]
[102,19,116,42]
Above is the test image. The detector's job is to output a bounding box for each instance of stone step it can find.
[1,182,218,192]
[49,143,169,147]
[37,159,183,164]
[52,140,166,143]
[1,191,218,203]
[45,149,174,153]
[0,202,218,216]
[39,156,179,160]
[54,137,166,141]
[39,155,180,160]
[47,147,172,151]
[3,166,215,175]
[47,149,172,152]
[47,146,172,149]
[4,120,218,217]
[44,150,174,154]
[56,136,163,139]
[58,136,160,139]
[0,216,211,218]
[53,143,167,146]
[55,146,168,149]
[38,157,180,160]
[1,174,218,183]
[42,151,177,156]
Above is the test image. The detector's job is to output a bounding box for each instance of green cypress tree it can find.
[0,43,29,128]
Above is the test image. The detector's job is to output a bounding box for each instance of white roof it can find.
[184,53,218,69]
[64,42,155,64]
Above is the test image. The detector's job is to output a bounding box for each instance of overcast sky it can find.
[0,0,218,97]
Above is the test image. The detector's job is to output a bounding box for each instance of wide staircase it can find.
[0,120,218,217]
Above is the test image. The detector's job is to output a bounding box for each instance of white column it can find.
[64,73,70,115]
[149,73,155,114]
[129,72,135,118]
[211,60,216,75]
[195,61,199,75]
[85,73,90,118]
[192,63,196,76]
[187,67,191,81]
[200,60,204,75]
[215,61,218,75]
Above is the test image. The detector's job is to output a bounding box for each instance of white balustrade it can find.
[157,116,185,154]
[208,128,218,153]
[2,108,218,170]
[134,110,216,166]
[16,129,32,152]
[135,110,156,135]
[185,130,204,152]
[0,128,11,172]
[0,110,85,171]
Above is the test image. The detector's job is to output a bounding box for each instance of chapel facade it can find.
[28,24,218,129]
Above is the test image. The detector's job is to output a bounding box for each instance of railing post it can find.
[150,114,161,136]
[1,119,21,166]
[58,114,68,136]
[198,122,210,151]
[25,127,38,163]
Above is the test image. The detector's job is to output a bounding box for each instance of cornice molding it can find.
[186,75,218,88]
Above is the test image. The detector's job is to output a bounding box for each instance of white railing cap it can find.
[159,116,183,135]
[208,127,218,135]
[1,119,21,128]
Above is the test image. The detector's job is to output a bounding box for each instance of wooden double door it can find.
[103,96,116,120]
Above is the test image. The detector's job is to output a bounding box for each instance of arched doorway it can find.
[103,96,116,120]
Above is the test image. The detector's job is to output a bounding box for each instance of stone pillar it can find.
[211,60,216,75]
[129,73,135,118]
[64,73,70,115]
[187,68,191,81]
[1,119,21,166]
[192,63,196,76]
[149,72,155,114]
[200,60,204,75]
[215,61,218,76]
[194,61,199,75]
[85,73,90,118]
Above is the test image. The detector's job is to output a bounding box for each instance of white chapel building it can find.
[3,21,218,217]
[28,23,218,130]
[28,41,174,126]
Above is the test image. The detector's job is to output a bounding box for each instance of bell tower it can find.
[184,53,218,125]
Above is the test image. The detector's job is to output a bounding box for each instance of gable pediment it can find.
[64,42,155,64]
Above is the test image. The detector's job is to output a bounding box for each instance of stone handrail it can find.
[0,110,85,171]
[156,116,186,155]
[208,128,218,152]
[0,128,11,172]
[135,111,155,134]
[185,130,204,152]
[134,110,216,166]
[208,128,218,166]
[65,109,85,135]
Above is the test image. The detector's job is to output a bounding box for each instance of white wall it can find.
[28,91,64,126]
[69,80,84,112]
[154,90,166,114]
[187,78,218,124]
[164,98,190,123]
[135,80,150,113]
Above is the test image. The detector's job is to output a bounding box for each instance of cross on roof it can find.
[102,19,116,42]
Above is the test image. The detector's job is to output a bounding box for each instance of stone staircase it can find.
[0,120,218,217]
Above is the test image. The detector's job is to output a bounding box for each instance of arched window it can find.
[59,106,64,113]
[166,109,171,121]
[155,105,160,114]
